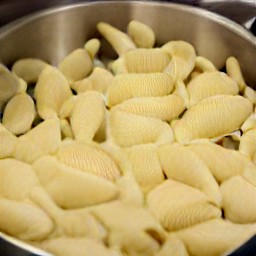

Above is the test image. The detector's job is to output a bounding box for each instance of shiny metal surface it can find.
[0,1,255,87]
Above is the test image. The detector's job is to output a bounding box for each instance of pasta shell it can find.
[59,96,77,119]
[0,158,39,201]
[244,86,256,105]
[33,156,119,209]
[58,48,93,83]
[70,91,105,142]
[84,38,100,59]
[35,65,73,120]
[112,94,185,122]
[187,71,239,106]
[2,93,36,135]
[106,73,174,107]
[56,141,120,181]
[125,144,165,193]
[72,67,113,94]
[241,113,256,132]
[158,143,222,206]
[173,80,189,107]
[174,219,256,256]
[60,119,74,139]
[239,128,256,159]
[163,41,196,81]
[127,20,155,48]
[0,124,16,159]
[147,180,221,231]
[0,199,53,241]
[124,48,170,73]
[13,119,61,163]
[188,141,251,182]
[0,64,20,108]
[173,95,253,143]
[243,163,256,187]
[156,237,188,256]
[194,56,217,72]
[12,58,48,83]
[226,56,246,92]
[110,57,127,75]
[40,238,113,256]
[97,22,136,56]
[109,110,174,147]
[220,176,256,223]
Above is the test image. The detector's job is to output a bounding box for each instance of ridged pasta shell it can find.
[187,71,239,106]
[174,219,256,256]
[112,94,185,122]
[58,48,93,83]
[56,141,120,181]
[0,124,16,159]
[110,57,127,75]
[158,143,222,206]
[2,93,36,135]
[72,67,113,94]
[12,58,48,83]
[156,237,188,256]
[0,64,20,108]
[109,110,174,147]
[97,22,136,56]
[173,95,253,143]
[106,73,174,107]
[60,119,74,139]
[220,176,256,223]
[194,56,217,72]
[173,80,189,107]
[30,189,106,241]
[147,180,221,231]
[188,141,251,182]
[243,163,256,187]
[40,238,113,256]
[0,199,53,241]
[35,65,73,120]
[244,86,256,105]
[124,48,170,73]
[163,41,196,81]
[59,96,77,119]
[226,56,246,92]
[127,20,155,48]
[0,158,39,201]
[125,144,165,193]
[241,113,256,132]
[13,119,61,163]
[33,156,119,209]
[84,38,100,59]
[239,128,256,159]
[70,92,105,142]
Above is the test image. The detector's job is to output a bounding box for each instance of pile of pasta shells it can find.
[0,20,256,256]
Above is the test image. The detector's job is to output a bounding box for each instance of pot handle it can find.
[198,0,256,35]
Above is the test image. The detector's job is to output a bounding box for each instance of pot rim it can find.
[0,0,255,45]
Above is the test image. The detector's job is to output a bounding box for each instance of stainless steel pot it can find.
[0,1,256,255]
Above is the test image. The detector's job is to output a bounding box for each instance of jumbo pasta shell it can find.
[0,158,39,201]
[124,48,170,73]
[109,110,174,147]
[187,71,239,106]
[33,156,119,209]
[188,141,252,182]
[13,119,61,163]
[70,92,105,142]
[112,94,185,122]
[158,143,222,206]
[125,144,165,193]
[106,73,174,107]
[12,58,48,83]
[147,180,221,231]
[97,22,136,56]
[128,20,155,48]
[174,219,256,256]
[58,48,93,82]
[173,95,253,143]
[0,199,53,241]
[35,65,72,120]
[221,176,256,223]
[2,93,36,135]
[56,141,120,181]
